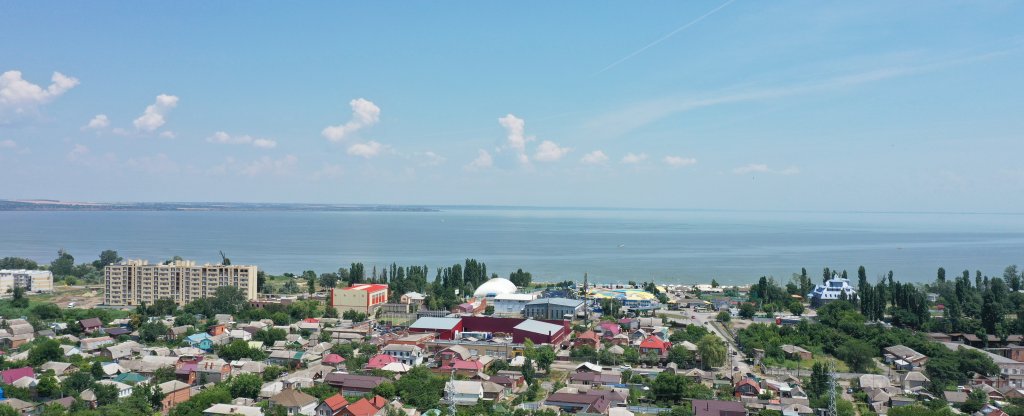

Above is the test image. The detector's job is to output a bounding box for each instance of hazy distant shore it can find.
[0,200,438,213]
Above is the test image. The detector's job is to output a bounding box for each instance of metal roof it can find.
[409,317,462,330]
[513,319,563,335]
[526,298,583,307]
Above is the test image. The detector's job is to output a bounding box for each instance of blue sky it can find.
[1,1,1022,211]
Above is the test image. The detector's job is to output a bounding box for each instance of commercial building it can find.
[409,316,570,345]
[491,293,536,316]
[330,284,389,316]
[104,259,257,306]
[522,298,584,320]
[0,269,53,293]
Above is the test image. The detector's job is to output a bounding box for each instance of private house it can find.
[81,336,115,352]
[80,318,103,333]
[104,341,142,361]
[883,345,928,368]
[270,389,318,416]
[381,344,424,366]
[638,335,670,357]
[543,392,609,414]
[522,298,584,320]
[322,354,346,368]
[203,404,264,416]
[194,359,231,383]
[400,292,425,306]
[167,326,192,340]
[159,380,192,412]
[481,381,505,401]
[97,380,133,398]
[1,319,35,348]
[598,322,621,338]
[316,394,349,416]
[268,350,304,368]
[692,400,747,416]
[902,372,930,391]
[186,333,214,351]
[445,380,485,405]
[1,367,34,384]
[338,398,382,416]
[324,373,387,396]
[39,362,76,377]
[569,371,621,386]
[574,331,601,350]
[364,354,398,370]
[781,344,812,361]
[734,378,761,397]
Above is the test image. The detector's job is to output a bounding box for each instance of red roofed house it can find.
[598,322,621,338]
[339,397,381,416]
[575,330,601,350]
[363,354,398,370]
[734,378,761,397]
[638,335,670,357]
[316,393,348,416]
[80,318,103,333]
[330,284,389,316]
[322,354,345,367]
[1,367,34,384]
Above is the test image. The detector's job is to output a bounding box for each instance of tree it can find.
[788,302,805,317]
[739,303,756,319]
[522,356,536,385]
[92,250,122,269]
[716,311,731,323]
[835,339,875,373]
[218,340,268,361]
[51,249,75,277]
[808,362,829,399]
[36,373,60,398]
[281,279,301,294]
[29,339,63,366]
[10,286,28,308]
[509,269,532,288]
[230,373,263,399]
[139,321,168,343]
[318,273,339,289]
[668,345,696,368]
[94,382,119,406]
[307,274,316,295]
[697,335,726,369]
[0,405,18,416]
[263,365,285,381]
[535,346,556,372]
[395,366,444,411]
[373,381,397,399]
[711,279,719,288]
[219,250,231,265]
[0,257,38,270]
[63,371,94,395]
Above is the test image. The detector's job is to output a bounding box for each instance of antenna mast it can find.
[828,359,838,416]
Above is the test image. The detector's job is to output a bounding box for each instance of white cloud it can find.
[322,98,381,141]
[207,131,277,149]
[159,131,175,139]
[664,155,697,167]
[237,155,298,176]
[580,150,609,165]
[0,139,16,149]
[0,70,79,115]
[421,151,446,167]
[498,114,529,152]
[83,114,110,130]
[621,152,648,164]
[347,141,385,158]
[466,149,493,170]
[133,94,179,132]
[67,144,90,161]
[732,163,800,175]
[533,140,571,162]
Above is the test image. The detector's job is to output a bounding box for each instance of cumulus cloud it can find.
[207,131,277,149]
[533,140,571,162]
[498,114,529,152]
[67,144,91,161]
[466,149,493,170]
[580,150,609,165]
[322,98,380,141]
[421,151,446,167]
[133,94,179,132]
[83,114,110,130]
[664,155,697,167]
[732,163,800,175]
[347,141,385,158]
[621,152,648,164]
[236,155,298,176]
[0,70,79,116]
[159,131,176,139]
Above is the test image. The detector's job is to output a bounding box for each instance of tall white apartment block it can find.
[104,259,257,306]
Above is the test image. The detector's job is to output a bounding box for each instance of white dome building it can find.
[473,277,518,298]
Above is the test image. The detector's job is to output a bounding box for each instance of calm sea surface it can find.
[1,208,1023,284]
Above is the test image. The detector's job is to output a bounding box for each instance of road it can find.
[660,307,753,378]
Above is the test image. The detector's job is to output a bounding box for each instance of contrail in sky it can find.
[596,0,736,75]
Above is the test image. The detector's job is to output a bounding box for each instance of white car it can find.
[619,365,632,371]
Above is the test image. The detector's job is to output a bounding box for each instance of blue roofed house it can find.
[186,333,214,351]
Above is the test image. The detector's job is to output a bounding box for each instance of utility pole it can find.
[584,272,590,327]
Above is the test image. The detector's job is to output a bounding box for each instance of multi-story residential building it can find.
[330,284,389,316]
[104,259,258,306]
[0,269,53,293]
[381,344,424,366]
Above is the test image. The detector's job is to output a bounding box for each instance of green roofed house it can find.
[113,372,148,385]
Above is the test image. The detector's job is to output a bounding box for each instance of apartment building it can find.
[0,269,54,293]
[104,259,257,306]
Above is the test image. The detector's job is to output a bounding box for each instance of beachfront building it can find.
[104,260,258,306]
[0,269,54,293]
[522,298,584,320]
[330,284,389,316]
[491,293,536,316]
[807,276,857,308]
[473,277,518,298]
[587,287,661,310]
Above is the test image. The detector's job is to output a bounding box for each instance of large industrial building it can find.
[330,283,389,316]
[103,259,258,306]
[0,269,53,293]
[522,298,584,320]
[407,316,571,345]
